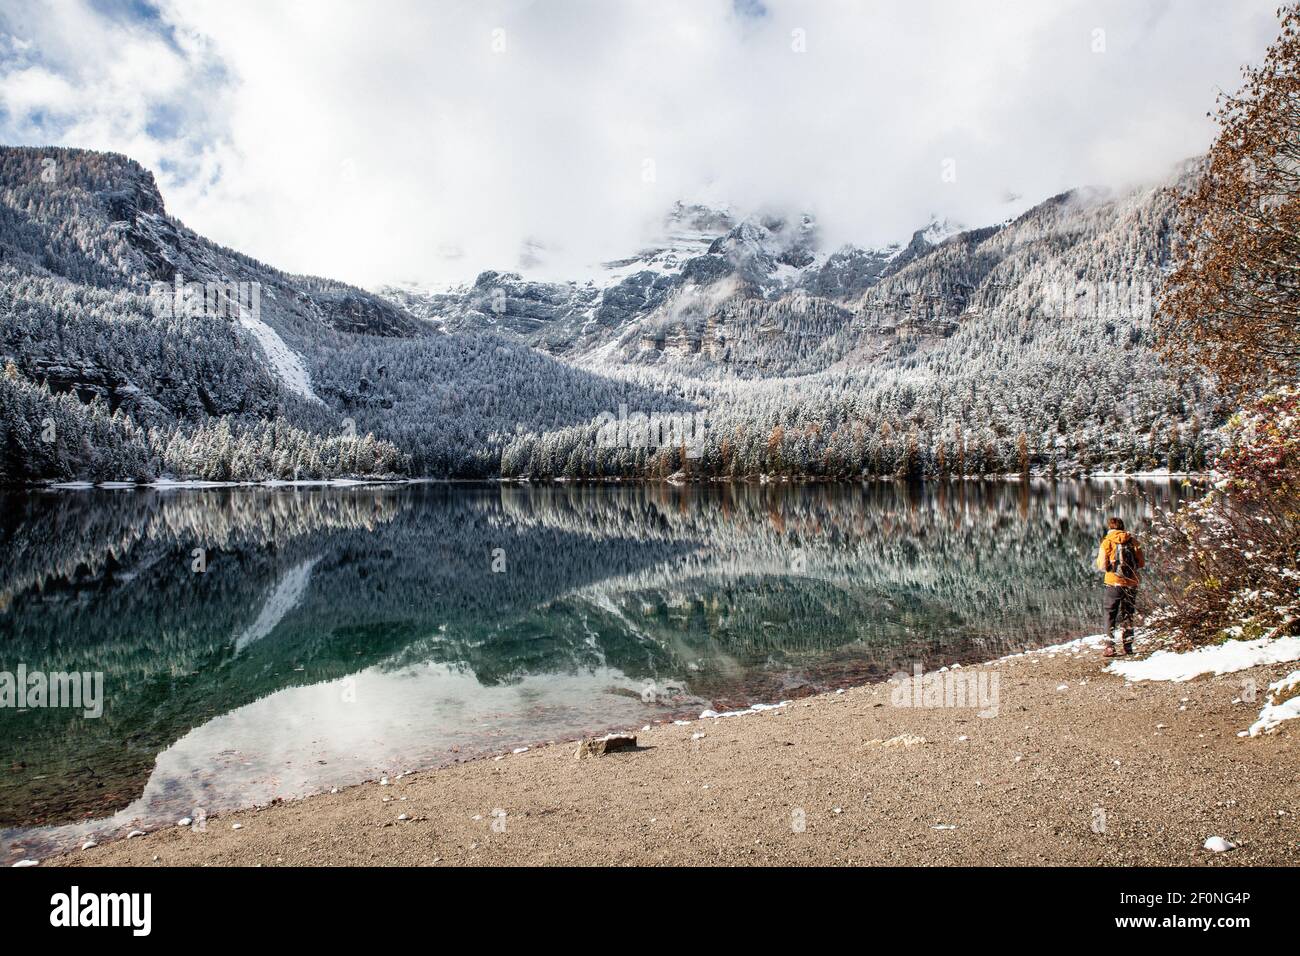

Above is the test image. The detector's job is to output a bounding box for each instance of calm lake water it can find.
[0,479,1191,861]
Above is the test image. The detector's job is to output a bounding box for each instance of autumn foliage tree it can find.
[1159,3,1300,397]
[1144,7,1300,648]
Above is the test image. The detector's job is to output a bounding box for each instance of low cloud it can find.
[0,0,1282,287]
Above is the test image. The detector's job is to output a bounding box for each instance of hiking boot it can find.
[1122,637,1134,656]
[1102,642,1118,658]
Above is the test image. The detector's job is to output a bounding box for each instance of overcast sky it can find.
[0,0,1283,287]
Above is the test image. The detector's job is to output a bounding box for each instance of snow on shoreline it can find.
[990,632,1114,662]
[1106,636,1300,683]
[1247,670,1300,736]
[699,701,791,719]
[43,475,1204,493]
[46,478,397,491]
[1103,636,1300,737]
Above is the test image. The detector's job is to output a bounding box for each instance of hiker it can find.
[1095,516,1144,657]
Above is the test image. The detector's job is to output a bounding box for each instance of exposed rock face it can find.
[7,148,424,342]
[594,271,677,329]
[382,204,968,373]
[389,270,599,344]
[801,244,900,299]
[102,176,166,221]
[27,358,170,422]
[0,146,435,470]
[707,214,818,286]
[311,289,419,337]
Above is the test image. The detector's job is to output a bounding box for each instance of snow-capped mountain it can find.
[0,145,1219,483]
[381,202,960,361]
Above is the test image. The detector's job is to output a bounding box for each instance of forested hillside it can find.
[0,146,1221,484]
[0,147,682,481]
[466,173,1223,479]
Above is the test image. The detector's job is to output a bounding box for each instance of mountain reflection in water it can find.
[0,479,1189,861]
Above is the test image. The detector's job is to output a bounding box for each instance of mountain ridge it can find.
[0,145,1219,483]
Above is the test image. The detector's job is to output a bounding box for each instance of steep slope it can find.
[0,147,687,481]
[0,146,1220,483]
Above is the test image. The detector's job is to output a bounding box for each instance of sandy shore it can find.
[53,637,1298,867]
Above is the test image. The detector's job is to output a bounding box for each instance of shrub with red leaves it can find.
[1143,388,1300,648]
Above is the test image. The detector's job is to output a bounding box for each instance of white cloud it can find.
[0,0,1284,287]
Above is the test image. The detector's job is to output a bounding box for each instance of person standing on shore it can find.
[1096,517,1144,657]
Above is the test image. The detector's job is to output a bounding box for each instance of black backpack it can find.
[1109,537,1139,580]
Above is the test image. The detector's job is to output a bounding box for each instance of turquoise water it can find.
[0,479,1188,861]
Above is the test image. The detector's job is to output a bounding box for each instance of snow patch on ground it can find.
[993,632,1112,662]
[1107,636,1300,683]
[1247,670,1300,736]
[238,309,322,404]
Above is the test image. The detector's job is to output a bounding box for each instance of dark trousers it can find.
[1104,585,1137,640]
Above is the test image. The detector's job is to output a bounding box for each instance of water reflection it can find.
[0,479,1185,860]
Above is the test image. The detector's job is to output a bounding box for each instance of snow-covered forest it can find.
[0,146,1220,484]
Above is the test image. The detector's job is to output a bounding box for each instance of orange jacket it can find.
[1096,529,1144,587]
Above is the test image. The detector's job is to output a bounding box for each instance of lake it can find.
[0,479,1191,861]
